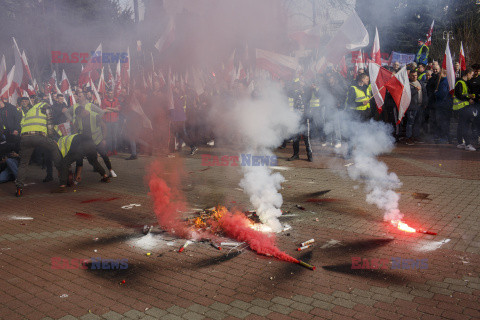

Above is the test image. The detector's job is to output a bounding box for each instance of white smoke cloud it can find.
[320,96,402,222]
[214,80,301,232]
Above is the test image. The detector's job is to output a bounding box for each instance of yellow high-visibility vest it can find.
[453,80,470,111]
[347,85,372,111]
[57,134,78,158]
[76,112,103,145]
[20,102,47,134]
[310,92,320,108]
[73,103,93,119]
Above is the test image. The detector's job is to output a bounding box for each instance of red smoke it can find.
[148,159,191,238]
[147,159,298,264]
[216,210,299,264]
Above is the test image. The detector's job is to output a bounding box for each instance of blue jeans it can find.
[0,158,19,183]
[406,107,423,139]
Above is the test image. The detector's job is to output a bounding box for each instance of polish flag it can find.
[3,67,15,102]
[79,43,102,86]
[60,69,70,94]
[371,27,381,65]
[459,42,466,72]
[27,84,36,96]
[155,18,175,53]
[11,38,24,100]
[0,63,15,99]
[90,79,101,106]
[107,64,115,90]
[0,55,9,96]
[97,67,106,96]
[425,20,434,47]
[384,66,411,124]
[369,62,393,112]
[21,50,33,91]
[114,59,122,97]
[33,78,39,93]
[255,48,300,80]
[442,39,456,95]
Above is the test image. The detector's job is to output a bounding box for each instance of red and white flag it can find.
[322,10,369,66]
[371,27,381,65]
[155,18,175,53]
[289,24,323,50]
[97,67,106,96]
[385,66,411,124]
[369,62,393,112]
[107,64,115,90]
[60,69,70,94]
[90,79,101,106]
[0,55,9,96]
[21,50,33,91]
[459,42,466,72]
[3,67,15,102]
[442,39,456,95]
[255,49,300,80]
[79,43,102,87]
[0,57,14,99]
[353,50,366,76]
[115,59,122,97]
[11,38,24,100]
[33,78,39,93]
[425,20,434,47]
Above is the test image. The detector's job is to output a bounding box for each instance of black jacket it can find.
[0,103,22,134]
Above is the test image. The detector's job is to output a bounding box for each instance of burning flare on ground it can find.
[391,220,416,233]
[148,160,315,270]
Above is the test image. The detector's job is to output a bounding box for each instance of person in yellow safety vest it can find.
[74,103,117,179]
[417,63,427,83]
[345,73,373,121]
[415,39,429,65]
[56,133,110,185]
[15,94,64,197]
[453,67,477,151]
[67,89,106,122]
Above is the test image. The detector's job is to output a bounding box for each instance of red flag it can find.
[425,20,434,47]
[443,40,456,95]
[371,27,381,65]
[0,55,8,95]
[459,42,466,71]
[369,62,393,112]
[384,66,411,124]
[21,51,33,91]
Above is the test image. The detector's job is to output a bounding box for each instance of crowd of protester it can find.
[1,54,478,196]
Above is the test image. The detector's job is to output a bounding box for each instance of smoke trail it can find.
[320,96,402,222]
[148,159,197,239]
[215,208,299,263]
[217,81,301,232]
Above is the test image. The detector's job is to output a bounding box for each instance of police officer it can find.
[287,77,313,162]
[345,73,373,121]
[453,67,476,151]
[15,93,63,196]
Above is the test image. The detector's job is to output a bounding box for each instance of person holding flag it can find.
[415,39,429,65]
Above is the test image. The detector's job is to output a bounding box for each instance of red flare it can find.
[391,220,416,233]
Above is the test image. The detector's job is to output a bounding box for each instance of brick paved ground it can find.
[1,141,479,320]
